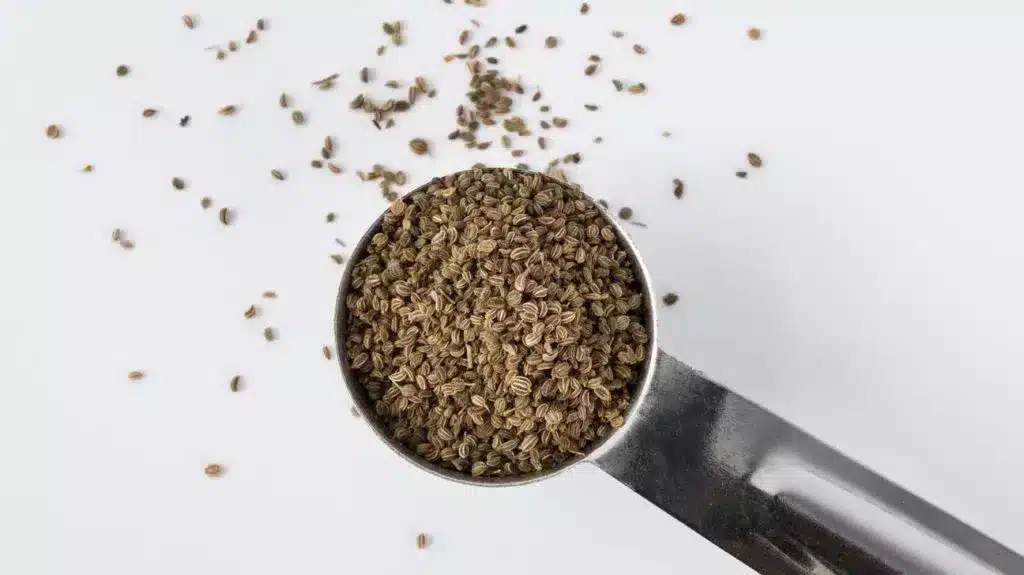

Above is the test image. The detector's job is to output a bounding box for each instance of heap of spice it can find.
[343,168,649,478]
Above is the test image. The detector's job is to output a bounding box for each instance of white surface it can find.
[1,1,1023,573]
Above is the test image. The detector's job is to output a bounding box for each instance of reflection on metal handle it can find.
[594,350,1024,574]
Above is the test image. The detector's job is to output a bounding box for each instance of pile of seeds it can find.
[343,167,649,477]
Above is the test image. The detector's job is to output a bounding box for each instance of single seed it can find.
[611,30,625,38]
[618,206,633,220]
[271,169,286,181]
[321,147,332,160]
[360,67,371,83]
[330,254,345,265]
[256,18,266,31]
[45,124,61,139]
[230,375,241,392]
[326,212,336,223]
[409,138,429,155]
[486,37,498,48]
[736,170,748,179]
[459,30,470,45]
[663,293,680,306]
[589,54,601,62]
[633,44,646,55]
[594,136,603,143]
[612,79,623,91]
[228,41,238,52]
[328,162,342,174]
[244,304,257,319]
[505,36,516,48]
[662,131,672,138]
[377,45,386,56]
[111,229,122,242]
[747,153,763,168]
[580,2,590,14]
[671,13,686,26]
[116,65,130,77]
[128,371,145,381]
[291,110,305,125]
[673,178,685,198]
[552,117,568,128]
[200,197,212,209]
[172,177,186,190]
[747,27,762,40]
[477,141,491,150]
[262,291,277,299]
[350,406,360,418]
[584,64,598,76]
[312,73,338,87]
[218,105,237,116]
[142,108,157,118]
[584,104,598,111]
[204,463,223,477]
[119,240,135,250]
[334,238,347,247]
[279,93,289,108]
[82,164,94,173]
[322,346,332,360]
[628,83,647,94]
[545,36,558,48]
[515,24,528,34]
[218,207,232,226]
[486,56,498,64]
[540,120,550,129]
[511,149,525,158]
[179,115,190,127]
[263,327,276,341]
[416,534,428,550]
[182,14,196,29]
[539,105,550,112]
[216,50,226,60]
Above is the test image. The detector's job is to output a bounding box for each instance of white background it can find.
[2,0,1023,573]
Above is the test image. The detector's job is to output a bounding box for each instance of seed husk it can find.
[409,138,429,155]
[262,291,277,298]
[271,169,286,181]
[182,14,196,29]
[244,304,257,319]
[116,65,130,77]
[142,108,157,118]
[545,36,558,48]
[322,346,332,360]
[201,197,212,209]
[128,371,145,381]
[748,27,762,40]
[747,153,763,168]
[515,24,528,34]
[663,293,679,306]
[179,115,190,127]
[580,2,590,14]
[278,93,289,108]
[633,44,646,55]
[172,177,186,190]
[204,463,223,477]
[291,110,305,125]
[218,207,232,226]
[671,13,686,25]
[673,178,685,198]
[218,105,237,116]
[45,124,61,139]
[416,534,428,550]
[618,206,633,220]
[263,327,276,341]
[230,375,241,392]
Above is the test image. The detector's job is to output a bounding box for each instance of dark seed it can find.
[116,65,130,77]
[736,170,748,179]
[256,18,266,31]
[612,79,623,91]
[618,207,633,220]
[263,327,276,341]
[448,130,460,140]
[321,147,332,160]
[673,178,685,198]
[279,93,289,108]
[584,64,598,76]
[326,212,336,223]
[172,177,186,190]
[271,169,285,181]
[111,228,122,242]
[580,2,590,14]
[515,24,528,34]
[633,44,646,55]
[663,293,679,306]
[486,37,498,48]
[142,108,157,118]
[179,115,190,127]
[230,375,241,392]
[588,54,601,62]
[747,153,763,168]
[377,45,386,56]
[584,104,598,111]
[611,30,625,38]
[537,137,547,150]
[218,207,232,226]
[330,254,345,265]
[486,57,499,64]
[671,13,686,26]
[360,67,371,83]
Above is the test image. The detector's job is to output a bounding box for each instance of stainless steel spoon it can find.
[334,169,1023,575]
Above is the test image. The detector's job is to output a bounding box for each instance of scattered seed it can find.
[311,160,324,169]
[172,177,186,190]
[618,207,633,220]
[45,124,61,139]
[515,24,528,34]
[271,169,286,181]
[326,212,336,223]
[128,371,145,381]
[628,82,647,94]
[246,30,258,44]
[278,93,289,109]
[584,104,598,111]
[611,30,625,38]
[200,197,212,209]
[673,179,685,198]
[662,131,672,138]
[218,105,237,116]
[633,44,646,55]
[416,534,428,550]
[594,136,603,143]
[584,64,598,76]
[263,327,276,341]
[262,291,277,299]
[540,120,551,129]
[256,18,266,31]
[228,41,238,52]
[486,36,498,48]
[204,463,224,477]
[663,293,679,306]
[322,346,332,360]
[747,27,761,40]
[244,304,257,319]
[377,45,386,56]
[537,137,547,150]
[736,170,748,179]
[119,240,135,250]
[671,13,686,26]
[142,108,157,118]
[545,36,558,48]
[409,138,429,155]
[82,164,94,173]
[116,65,130,77]
[312,73,339,87]
[611,79,623,91]
[588,54,601,62]
[182,14,196,29]
[321,147,332,160]
[216,50,226,60]
[539,105,550,112]
[111,229,122,242]
[580,2,590,14]
[218,207,232,226]
[327,162,342,174]
[230,375,241,392]
[330,254,345,265]
[747,153,763,168]
[179,115,190,127]
[505,36,516,48]
[552,117,568,128]
[360,67,371,83]
[291,110,305,125]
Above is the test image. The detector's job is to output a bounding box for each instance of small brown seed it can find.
[172,177,186,190]
[505,36,516,48]
[327,162,342,174]
[271,169,286,181]
[360,67,371,83]
[311,159,323,169]
[218,105,237,116]
[45,124,61,139]
[671,13,686,26]
[278,93,289,108]
[330,254,345,265]
[321,147,332,160]
[263,327,276,341]
[204,463,223,477]
[580,2,590,14]
[291,110,305,125]
[747,153,763,168]
[246,30,258,44]
[182,14,196,29]
[142,108,157,118]
[228,41,238,52]
[82,164,94,173]
[116,65,130,77]
[200,197,212,209]
[416,534,428,550]
[119,240,135,250]
[584,64,598,76]
[262,291,277,299]
[633,44,646,55]
[244,304,257,319]
[322,346,332,360]
[545,36,558,48]
[218,207,232,226]
[618,207,633,220]
[663,293,680,306]
[747,27,762,40]
[230,375,241,392]
[459,30,470,45]
[128,371,145,381]
[409,138,429,155]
